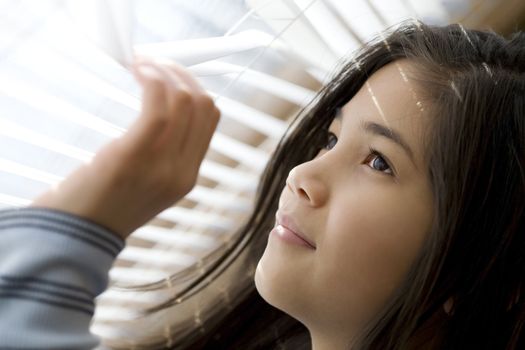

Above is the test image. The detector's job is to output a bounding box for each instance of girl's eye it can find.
[319,131,394,176]
[322,131,338,150]
[364,149,394,176]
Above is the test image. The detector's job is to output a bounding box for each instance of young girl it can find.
[0,21,523,349]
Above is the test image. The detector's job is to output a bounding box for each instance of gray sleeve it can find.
[0,207,126,350]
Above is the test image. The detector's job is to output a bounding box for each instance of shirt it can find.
[0,207,126,350]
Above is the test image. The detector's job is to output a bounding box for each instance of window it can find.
[0,0,516,347]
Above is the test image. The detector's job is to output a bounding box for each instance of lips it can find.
[275,211,316,249]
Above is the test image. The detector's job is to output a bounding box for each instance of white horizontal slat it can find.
[199,159,259,192]
[89,322,148,340]
[0,123,258,198]
[405,0,449,24]
[93,305,139,322]
[189,60,316,106]
[185,185,251,212]
[132,225,219,250]
[89,324,120,342]
[210,132,269,172]
[0,73,124,138]
[117,246,197,267]
[0,158,63,185]
[368,0,413,27]
[109,267,170,284]
[294,0,359,58]
[0,0,58,42]
[0,118,94,162]
[37,8,132,79]
[247,0,338,72]
[65,0,134,67]
[97,288,171,304]
[10,46,140,111]
[212,94,287,138]
[0,194,30,207]
[2,64,276,175]
[134,30,278,66]
[0,117,268,183]
[325,0,385,43]
[156,205,235,231]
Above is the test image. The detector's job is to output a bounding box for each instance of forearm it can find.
[29,149,142,240]
[0,207,125,349]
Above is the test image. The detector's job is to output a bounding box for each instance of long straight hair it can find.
[114,20,525,349]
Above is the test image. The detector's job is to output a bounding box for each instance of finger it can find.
[185,103,221,169]
[133,60,218,164]
[179,91,220,156]
[152,57,206,93]
[126,63,170,151]
[135,60,192,102]
[143,62,197,153]
[146,61,221,160]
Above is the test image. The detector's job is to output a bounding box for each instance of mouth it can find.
[275,211,316,249]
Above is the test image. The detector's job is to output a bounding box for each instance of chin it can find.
[254,257,270,300]
[254,255,297,314]
[254,255,281,307]
[254,237,315,317]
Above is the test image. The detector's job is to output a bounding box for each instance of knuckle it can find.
[172,89,193,106]
[149,114,170,130]
[178,173,197,195]
[144,75,165,91]
[196,95,215,110]
[212,107,221,121]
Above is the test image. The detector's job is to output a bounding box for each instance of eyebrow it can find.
[334,110,416,166]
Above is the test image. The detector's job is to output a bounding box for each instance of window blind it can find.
[0,0,516,348]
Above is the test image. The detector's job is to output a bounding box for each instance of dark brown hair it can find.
[111,20,525,349]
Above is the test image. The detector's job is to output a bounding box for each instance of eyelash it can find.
[320,131,395,177]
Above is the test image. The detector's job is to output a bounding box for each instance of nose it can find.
[285,164,329,207]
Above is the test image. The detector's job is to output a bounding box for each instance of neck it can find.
[309,329,352,350]
[309,308,447,350]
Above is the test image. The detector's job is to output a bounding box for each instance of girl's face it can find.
[255,60,434,345]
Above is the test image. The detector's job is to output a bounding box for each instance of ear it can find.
[443,297,454,315]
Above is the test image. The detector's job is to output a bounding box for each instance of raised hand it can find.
[30,59,221,239]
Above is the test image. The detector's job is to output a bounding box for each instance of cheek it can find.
[315,188,430,316]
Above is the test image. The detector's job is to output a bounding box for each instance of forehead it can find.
[338,60,426,157]
[341,60,422,123]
